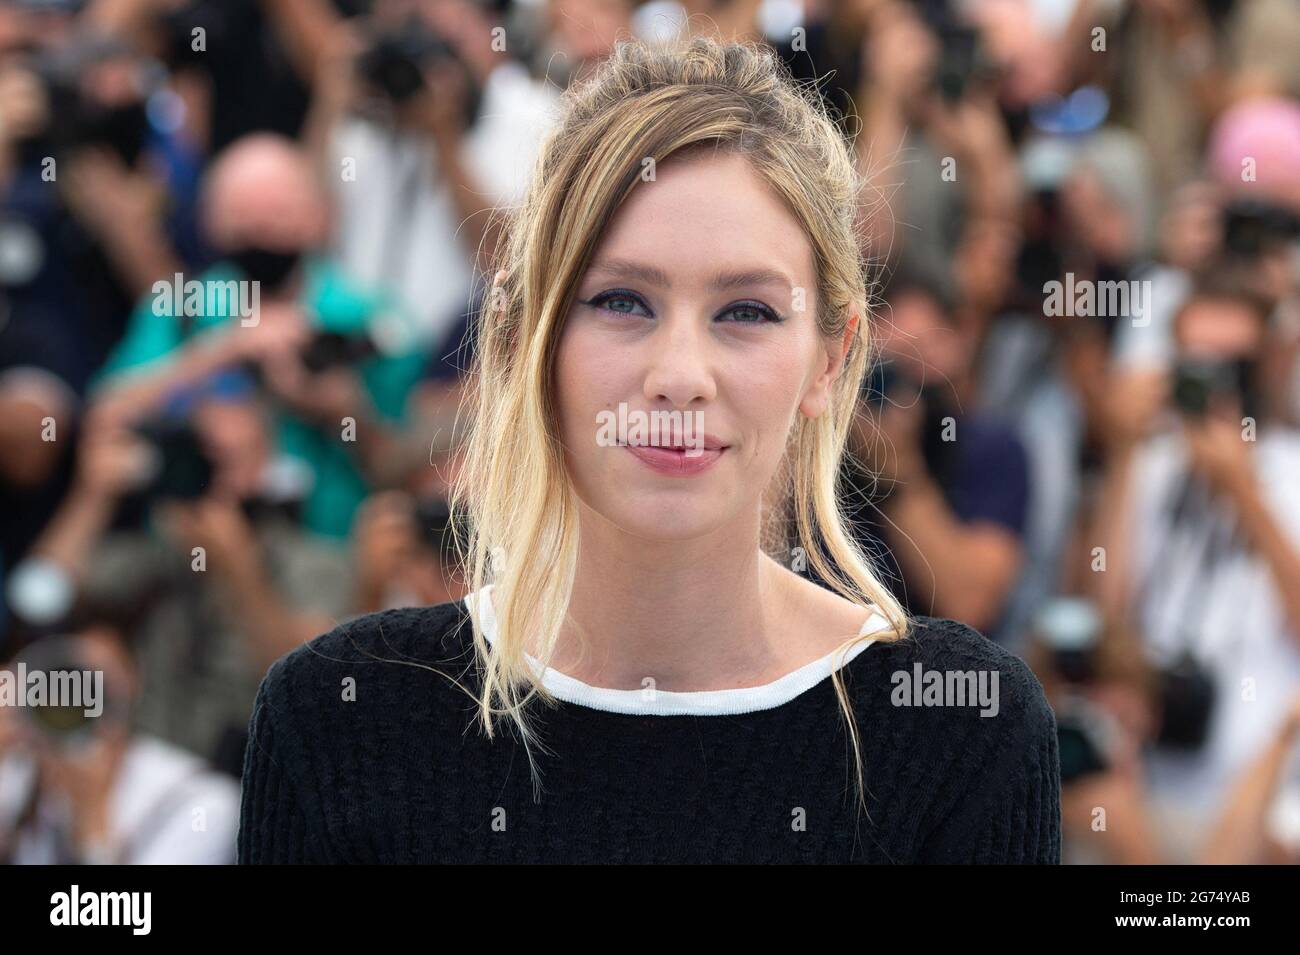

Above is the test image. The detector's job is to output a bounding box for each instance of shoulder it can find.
[240,600,479,862]
[246,601,477,766]
[880,614,1038,673]
[243,600,476,787]
[862,616,1061,862]
[256,600,475,708]
[859,614,1057,745]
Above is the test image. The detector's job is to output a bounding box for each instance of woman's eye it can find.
[721,301,783,324]
[579,291,782,324]
[582,290,651,317]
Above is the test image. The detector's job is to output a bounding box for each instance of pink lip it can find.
[625,444,727,476]
[629,433,726,451]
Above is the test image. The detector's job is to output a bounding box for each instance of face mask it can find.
[227,247,303,291]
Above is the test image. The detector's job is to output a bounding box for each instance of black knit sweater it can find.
[238,598,1061,863]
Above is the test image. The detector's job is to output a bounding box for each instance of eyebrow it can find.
[586,257,794,292]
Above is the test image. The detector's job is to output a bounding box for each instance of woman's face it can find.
[554,150,849,542]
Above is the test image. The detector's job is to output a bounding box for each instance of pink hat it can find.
[1207,97,1300,196]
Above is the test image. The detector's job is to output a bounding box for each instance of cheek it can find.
[554,322,626,448]
[724,333,819,445]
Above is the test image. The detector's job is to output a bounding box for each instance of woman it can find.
[238,35,1060,864]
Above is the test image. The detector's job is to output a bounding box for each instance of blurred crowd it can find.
[0,0,1298,865]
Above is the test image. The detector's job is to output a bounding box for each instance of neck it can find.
[541,501,793,692]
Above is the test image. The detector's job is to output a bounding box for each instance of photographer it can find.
[4,376,352,774]
[276,0,559,347]
[1201,694,1300,864]
[351,490,462,613]
[1028,597,1166,863]
[89,132,429,539]
[0,620,239,864]
[0,35,189,349]
[844,1,1021,291]
[0,34,198,616]
[1087,273,1300,852]
[1113,97,1300,376]
[842,269,1030,635]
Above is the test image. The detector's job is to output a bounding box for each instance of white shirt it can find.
[1112,264,1191,372]
[0,734,240,864]
[329,61,560,347]
[1129,425,1300,821]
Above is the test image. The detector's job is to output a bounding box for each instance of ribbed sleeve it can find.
[237,663,315,864]
[913,626,1062,864]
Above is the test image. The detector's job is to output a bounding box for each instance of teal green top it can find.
[94,258,427,539]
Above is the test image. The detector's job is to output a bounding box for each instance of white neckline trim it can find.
[462,584,889,716]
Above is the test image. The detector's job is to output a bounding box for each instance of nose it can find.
[641,309,718,408]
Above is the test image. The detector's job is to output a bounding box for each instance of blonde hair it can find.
[449,32,912,812]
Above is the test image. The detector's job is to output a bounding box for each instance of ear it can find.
[488,268,510,313]
[799,311,859,420]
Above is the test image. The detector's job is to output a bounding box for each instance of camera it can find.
[934,23,983,104]
[355,18,459,105]
[13,636,125,752]
[1031,598,1117,783]
[16,39,160,167]
[1171,355,1257,420]
[1154,649,1217,750]
[1056,699,1114,784]
[129,418,215,501]
[1034,596,1102,684]
[1223,199,1300,260]
[860,358,961,485]
[299,329,380,374]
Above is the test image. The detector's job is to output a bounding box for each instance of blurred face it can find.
[0,7,73,54]
[203,142,331,255]
[68,627,136,712]
[1175,298,1263,361]
[955,218,1020,315]
[554,151,848,542]
[1174,297,1274,418]
[79,54,144,110]
[879,289,966,382]
[546,0,631,72]
[1061,167,1134,263]
[192,399,270,500]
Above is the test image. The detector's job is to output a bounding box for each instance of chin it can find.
[593,496,734,543]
